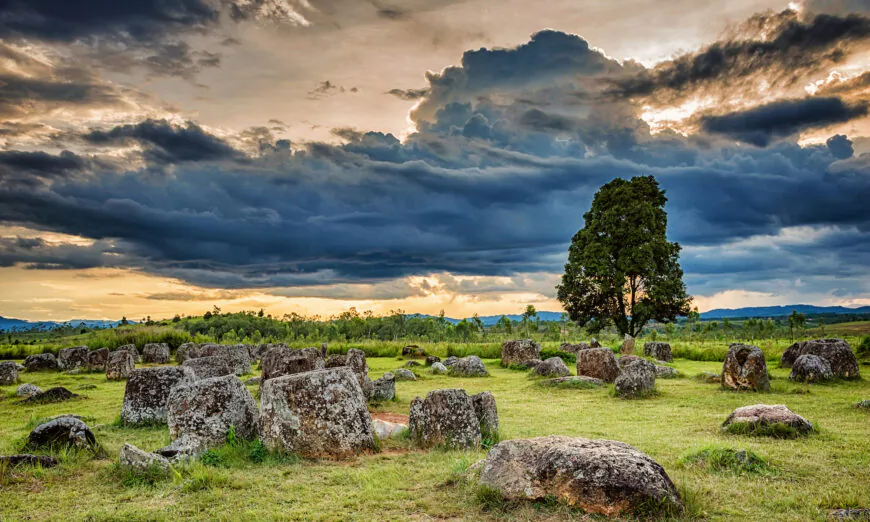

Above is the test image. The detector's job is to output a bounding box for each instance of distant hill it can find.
[0,316,130,331]
[700,305,870,320]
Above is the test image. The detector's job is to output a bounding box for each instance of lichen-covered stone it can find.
[114,344,141,363]
[106,350,135,381]
[617,355,643,368]
[325,354,347,368]
[372,419,407,439]
[425,356,441,366]
[191,344,252,376]
[159,375,259,456]
[16,383,42,397]
[26,416,98,451]
[472,391,499,441]
[501,339,541,367]
[533,357,571,377]
[346,349,370,392]
[182,355,234,380]
[722,404,813,434]
[142,343,171,364]
[23,353,58,372]
[560,342,592,355]
[57,346,89,371]
[259,367,375,458]
[797,339,860,379]
[655,365,678,379]
[790,354,834,383]
[0,361,19,385]
[119,443,170,474]
[175,342,198,364]
[621,334,636,355]
[121,366,196,425]
[722,344,770,392]
[615,359,657,398]
[448,355,489,377]
[430,362,448,375]
[576,348,620,383]
[260,346,324,382]
[643,342,673,362]
[780,341,806,369]
[87,348,109,372]
[21,387,77,404]
[368,372,395,402]
[478,436,683,517]
[409,388,481,449]
[394,368,417,381]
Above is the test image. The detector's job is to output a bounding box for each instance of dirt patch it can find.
[371,412,409,424]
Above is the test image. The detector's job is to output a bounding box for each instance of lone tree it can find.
[556,175,691,337]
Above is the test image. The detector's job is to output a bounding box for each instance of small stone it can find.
[429,362,448,375]
[114,344,141,363]
[655,365,678,379]
[401,345,426,357]
[589,338,602,348]
[560,342,592,355]
[404,360,421,367]
[20,387,77,404]
[26,416,98,451]
[16,383,42,397]
[372,419,408,439]
[260,346,324,382]
[536,376,605,388]
[0,454,58,468]
[119,443,170,474]
[425,356,441,366]
[533,357,571,377]
[829,508,870,520]
[394,368,417,381]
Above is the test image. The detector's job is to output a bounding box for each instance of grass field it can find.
[1,353,869,521]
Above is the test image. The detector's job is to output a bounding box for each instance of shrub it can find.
[857,337,870,358]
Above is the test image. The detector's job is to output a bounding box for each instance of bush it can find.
[857,336,870,358]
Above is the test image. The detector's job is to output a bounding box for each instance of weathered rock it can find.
[142,343,171,364]
[0,361,19,385]
[722,344,770,392]
[119,443,171,474]
[86,348,109,371]
[0,454,58,468]
[533,357,571,377]
[590,338,602,348]
[346,349,370,392]
[621,334,636,355]
[121,366,196,425]
[183,355,234,380]
[409,388,481,449]
[106,350,135,380]
[442,356,459,367]
[159,375,259,456]
[404,360,421,367]
[790,354,834,383]
[401,345,426,357]
[372,419,408,439]
[260,346,324,382]
[829,509,870,520]
[643,342,673,362]
[797,339,860,379]
[576,348,620,383]
[321,342,328,359]
[478,435,683,516]
[244,376,261,386]
[617,355,644,368]
[722,404,813,435]
[501,339,541,367]
[855,400,870,410]
[16,383,42,397]
[249,343,270,362]
[23,353,58,372]
[560,342,592,355]
[425,356,441,366]
[536,376,605,388]
[325,354,347,368]
[114,344,141,363]
[514,358,543,370]
[260,367,376,458]
[26,416,98,451]
[394,368,417,381]
[57,346,89,371]
[175,342,198,364]
[472,391,499,441]
[655,365,678,379]
[780,341,806,368]
[430,362,448,375]
[192,344,252,376]
[368,372,396,402]
[448,355,489,377]
[615,359,657,398]
[697,371,722,384]
[21,387,77,404]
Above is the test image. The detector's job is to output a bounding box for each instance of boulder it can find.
[621,334,636,355]
[114,344,141,363]
[346,349,370,391]
[533,357,571,377]
[259,367,376,458]
[409,388,481,449]
[442,356,459,367]
[560,342,591,355]
[119,443,170,474]
[722,404,813,435]
[106,350,135,380]
[472,391,499,441]
[829,509,870,521]
[617,355,644,368]
[790,354,834,383]
[26,416,98,451]
[372,419,408,439]
[321,342,328,359]
[430,362,448,375]
[655,365,678,379]
[175,342,198,364]
[514,358,543,370]
[797,339,859,379]
[0,361,19,385]
[193,344,252,376]
[501,339,541,367]
[325,354,347,368]
[401,345,426,357]
[142,343,171,364]
[260,346,324,382]
[780,341,806,368]
[0,454,58,469]
[425,356,441,366]
[182,355,234,380]
[23,353,58,372]
[576,348,620,383]
[57,346,89,371]
[368,372,396,402]
[120,366,196,425]
[722,344,770,392]
[394,368,417,381]
[86,348,109,372]
[21,387,77,404]
[159,375,259,456]
[16,383,42,397]
[448,355,489,377]
[478,436,683,517]
[249,343,270,362]
[643,342,673,362]
[615,359,657,398]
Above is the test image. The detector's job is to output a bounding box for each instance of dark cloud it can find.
[699,97,869,146]
[386,88,429,100]
[827,134,855,158]
[306,81,357,100]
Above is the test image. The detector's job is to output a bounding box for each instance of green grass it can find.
[680,447,778,476]
[0,355,868,520]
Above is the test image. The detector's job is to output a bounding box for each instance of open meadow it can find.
[1,341,868,521]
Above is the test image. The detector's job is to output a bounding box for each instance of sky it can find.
[1,0,870,321]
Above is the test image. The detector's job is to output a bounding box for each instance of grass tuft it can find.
[723,421,813,439]
[680,447,778,476]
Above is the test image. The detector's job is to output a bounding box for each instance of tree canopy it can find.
[556,175,691,337]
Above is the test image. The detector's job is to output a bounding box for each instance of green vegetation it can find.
[681,447,778,476]
[722,422,814,440]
